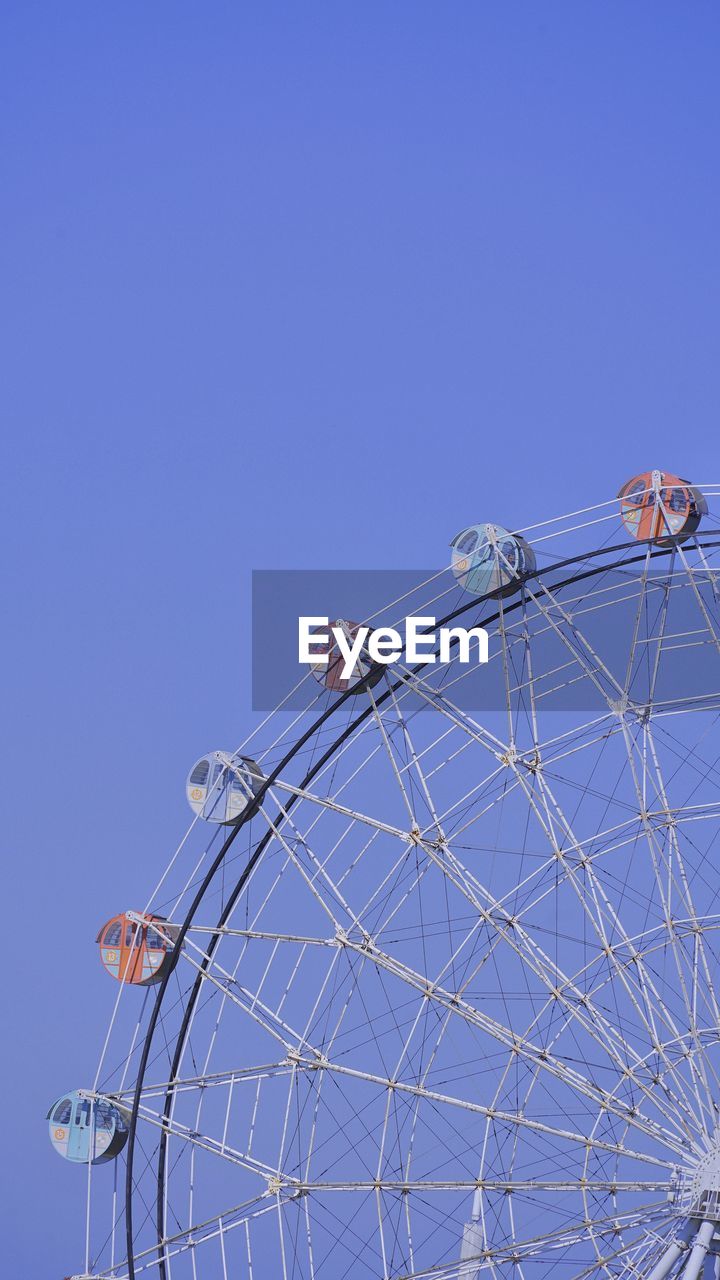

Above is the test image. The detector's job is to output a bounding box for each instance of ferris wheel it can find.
[50,469,720,1280]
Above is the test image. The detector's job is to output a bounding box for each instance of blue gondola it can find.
[47,1091,129,1164]
[186,751,264,824]
[450,523,536,597]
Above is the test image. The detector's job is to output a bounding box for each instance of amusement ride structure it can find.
[49,471,720,1280]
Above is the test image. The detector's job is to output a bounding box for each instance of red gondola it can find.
[618,471,706,545]
[310,619,383,694]
[96,911,178,985]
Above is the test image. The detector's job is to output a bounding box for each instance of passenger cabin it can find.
[310,619,383,694]
[618,471,707,544]
[450,524,536,597]
[47,1091,128,1164]
[96,911,178,985]
[186,752,263,824]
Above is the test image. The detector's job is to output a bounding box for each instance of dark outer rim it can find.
[118,532,720,1277]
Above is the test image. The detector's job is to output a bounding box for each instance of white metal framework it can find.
[72,489,720,1280]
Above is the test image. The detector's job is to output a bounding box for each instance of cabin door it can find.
[121,920,143,982]
[67,1098,91,1161]
[203,759,226,821]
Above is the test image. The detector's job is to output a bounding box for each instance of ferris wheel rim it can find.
[117,527,720,1280]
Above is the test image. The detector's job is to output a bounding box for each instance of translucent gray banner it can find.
[251,566,720,714]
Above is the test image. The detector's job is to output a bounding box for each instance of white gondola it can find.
[450,523,536,597]
[186,751,264,824]
[47,1091,129,1164]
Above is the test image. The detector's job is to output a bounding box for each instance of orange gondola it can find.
[96,911,178,985]
[618,471,706,545]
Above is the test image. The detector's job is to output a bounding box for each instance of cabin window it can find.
[125,922,138,948]
[189,759,210,787]
[146,926,164,951]
[104,921,122,947]
[76,1101,90,1126]
[53,1099,72,1125]
[456,530,478,556]
[94,1102,114,1131]
[667,488,686,513]
[626,481,646,505]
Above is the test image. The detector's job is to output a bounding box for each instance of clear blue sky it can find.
[1,3,719,1272]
